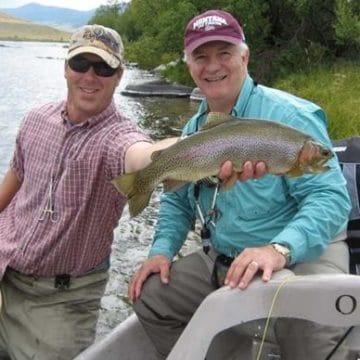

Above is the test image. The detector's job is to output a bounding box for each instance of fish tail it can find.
[111,172,153,217]
[112,172,138,197]
[128,192,153,217]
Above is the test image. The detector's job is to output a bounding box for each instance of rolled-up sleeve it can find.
[149,184,195,260]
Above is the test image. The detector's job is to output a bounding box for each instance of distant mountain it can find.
[0,3,96,30]
[0,11,70,41]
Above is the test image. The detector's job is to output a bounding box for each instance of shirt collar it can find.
[192,74,256,129]
[231,74,256,117]
[61,100,117,129]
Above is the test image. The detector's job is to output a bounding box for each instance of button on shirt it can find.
[0,100,150,278]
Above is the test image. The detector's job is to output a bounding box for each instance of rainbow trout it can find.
[112,112,333,217]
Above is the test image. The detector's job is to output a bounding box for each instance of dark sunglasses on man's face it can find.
[68,55,118,77]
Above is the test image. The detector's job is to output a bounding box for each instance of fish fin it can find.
[286,166,304,177]
[112,172,137,197]
[111,173,153,217]
[303,164,330,174]
[314,165,330,173]
[151,150,163,161]
[128,192,153,217]
[201,112,234,130]
[163,179,188,192]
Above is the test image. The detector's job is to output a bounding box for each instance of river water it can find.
[0,40,202,339]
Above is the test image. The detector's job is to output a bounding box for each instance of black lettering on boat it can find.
[335,294,357,315]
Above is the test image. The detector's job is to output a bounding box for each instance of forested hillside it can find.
[88,0,360,138]
[90,0,360,85]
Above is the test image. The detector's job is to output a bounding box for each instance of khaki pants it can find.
[0,268,108,360]
[134,241,351,360]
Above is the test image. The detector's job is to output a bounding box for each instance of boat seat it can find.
[75,270,360,360]
[74,313,159,360]
[168,270,360,360]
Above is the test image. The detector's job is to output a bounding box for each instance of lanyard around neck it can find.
[193,181,221,254]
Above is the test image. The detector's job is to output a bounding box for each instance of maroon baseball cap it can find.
[184,10,245,54]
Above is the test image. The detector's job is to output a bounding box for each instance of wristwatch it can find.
[271,243,291,265]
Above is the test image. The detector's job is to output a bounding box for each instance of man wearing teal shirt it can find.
[129,9,351,360]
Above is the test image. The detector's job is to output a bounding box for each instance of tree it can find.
[334,0,360,57]
[89,0,360,84]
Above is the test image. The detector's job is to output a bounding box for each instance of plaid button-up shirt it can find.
[0,100,150,278]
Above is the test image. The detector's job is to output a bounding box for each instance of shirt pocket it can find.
[226,176,290,221]
[57,159,94,208]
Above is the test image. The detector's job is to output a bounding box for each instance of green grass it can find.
[274,61,360,140]
[0,12,70,42]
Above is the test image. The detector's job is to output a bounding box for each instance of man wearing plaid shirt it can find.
[0,24,178,360]
[0,24,257,359]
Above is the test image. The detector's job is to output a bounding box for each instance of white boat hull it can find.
[75,270,360,359]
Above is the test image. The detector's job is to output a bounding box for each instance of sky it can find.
[0,0,129,11]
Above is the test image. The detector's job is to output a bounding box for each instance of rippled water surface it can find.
[0,41,201,339]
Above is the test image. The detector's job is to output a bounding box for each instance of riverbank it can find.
[274,60,360,140]
[123,60,360,140]
[0,12,70,42]
[121,79,193,98]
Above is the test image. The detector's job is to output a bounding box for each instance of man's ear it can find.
[242,47,250,65]
[64,61,69,79]
[115,68,123,86]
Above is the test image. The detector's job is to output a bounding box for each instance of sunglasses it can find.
[68,55,119,77]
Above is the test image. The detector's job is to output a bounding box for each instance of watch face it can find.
[280,245,290,254]
[272,244,290,262]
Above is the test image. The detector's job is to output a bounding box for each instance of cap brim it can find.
[185,35,242,54]
[66,46,121,69]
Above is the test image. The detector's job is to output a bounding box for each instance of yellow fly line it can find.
[255,274,300,360]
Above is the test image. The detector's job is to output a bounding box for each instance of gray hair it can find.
[183,42,249,63]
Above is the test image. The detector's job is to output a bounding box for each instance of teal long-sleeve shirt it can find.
[149,75,351,265]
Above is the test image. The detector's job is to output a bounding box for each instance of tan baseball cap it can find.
[66,24,124,69]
